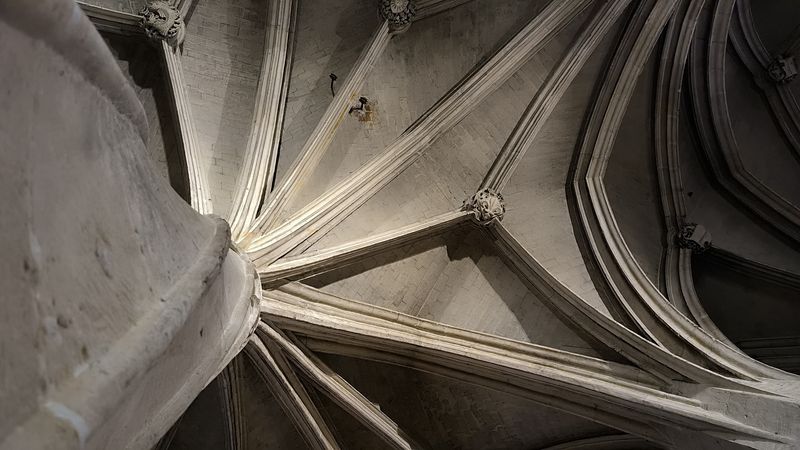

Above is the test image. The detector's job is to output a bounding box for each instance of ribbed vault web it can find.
[77,0,800,447]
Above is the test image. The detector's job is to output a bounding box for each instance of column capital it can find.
[677,223,712,253]
[140,1,186,50]
[379,0,416,33]
[463,188,506,225]
[768,55,798,84]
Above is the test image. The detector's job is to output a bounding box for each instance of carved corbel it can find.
[767,55,798,84]
[379,0,416,34]
[140,1,186,50]
[463,188,506,225]
[677,223,712,253]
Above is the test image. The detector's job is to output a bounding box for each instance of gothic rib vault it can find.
[2,0,800,449]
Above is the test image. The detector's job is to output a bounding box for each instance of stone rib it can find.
[262,283,787,447]
[244,336,341,450]
[218,357,246,450]
[76,1,213,214]
[77,1,140,35]
[482,0,633,192]
[653,0,737,348]
[489,223,737,386]
[228,0,296,238]
[702,0,800,243]
[579,0,792,380]
[414,0,475,21]
[259,322,422,450]
[161,41,213,214]
[249,21,393,235]
[245,0,596,265]
[259,210,469,279]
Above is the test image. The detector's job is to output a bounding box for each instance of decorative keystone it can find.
[768,55,798,84]
[379,0,416,33]
[463,188,506,225]
[140,1,185,50]
[677,223,712,253]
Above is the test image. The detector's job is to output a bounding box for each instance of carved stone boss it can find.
[677,223,712,253]
[463,188,506,225]
[379,0,416,33]
[140,1,186,50]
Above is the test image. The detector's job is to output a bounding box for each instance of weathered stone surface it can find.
[0,2,257,448]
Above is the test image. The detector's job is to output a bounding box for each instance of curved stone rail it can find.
[688,0,800,244]
[77,1,213,214]
[655,0,800,368]
[572,0,796,381]
[654,0,739,350]
[0,1,258,448]
[227,0,297,240]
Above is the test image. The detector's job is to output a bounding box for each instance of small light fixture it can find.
[349,97,369,115]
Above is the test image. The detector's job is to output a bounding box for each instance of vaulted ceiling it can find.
[24,0,800,448]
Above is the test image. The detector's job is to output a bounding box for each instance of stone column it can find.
[767,55,798,84]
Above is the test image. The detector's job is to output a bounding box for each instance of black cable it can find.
[329,73,337,96]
